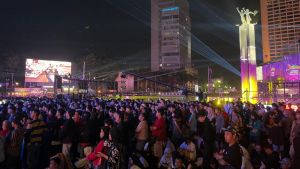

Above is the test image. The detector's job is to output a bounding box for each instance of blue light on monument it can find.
[161,7,179,12]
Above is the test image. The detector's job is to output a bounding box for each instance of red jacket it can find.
[152,117,166,141]
[86,140,105,166]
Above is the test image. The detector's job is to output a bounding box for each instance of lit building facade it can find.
[261,0,300,63]
[151,0,191,72]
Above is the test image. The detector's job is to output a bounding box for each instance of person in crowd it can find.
[177,136,196,162]
[290,110,300,169]
[247,112,263,145]
[49,109,65,157]
[214,126,242,169]
[169,112,185,147]
[159,145,175,169]
[271,103,283,121]
[173,154,186,169]
[8,106,20,123]
[135,113,149,152]
[47,156,61,169]
[187,104,197,134]
[280,108,294,157]
[0,97,299,169]
[46,153,73,169]
[197,109,215,169]
[250,143,264,169]
[0,129,5,168]
[61,109,79,162]
[290,110,300,161]
[279,157,292,169]
[0,119,11,137]
[262,144,280,169]
[257,104,266,118]
[215,107,225,149]
[97,128,121,169]
[204,103,215,122]
[229,109,243,130]
[87,126,110,169]
[266,116,284,155]
[27,109,48,169]
[0,107,9,126]
[112,111,129,169]
[6,119,25,169]
[151,108,167,162]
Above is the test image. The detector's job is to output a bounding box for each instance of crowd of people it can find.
[0,96,299,169]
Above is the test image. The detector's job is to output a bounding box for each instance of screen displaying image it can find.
[25,59,71,83]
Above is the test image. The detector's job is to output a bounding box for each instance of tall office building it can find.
[261,0,300,63]
[151,0,191,72]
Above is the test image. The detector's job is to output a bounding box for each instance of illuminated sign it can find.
[161,7,179,12]
[287,64,300,70]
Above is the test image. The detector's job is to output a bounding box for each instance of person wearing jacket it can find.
[97,128,121,169]
[6,119,25,169]
[87,126,110,169]
[197,110,215,169]
[61,109,79,162]
[151,108,167,160]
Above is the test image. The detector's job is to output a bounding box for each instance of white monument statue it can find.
[237,7,258,24]
[237,7,258,103]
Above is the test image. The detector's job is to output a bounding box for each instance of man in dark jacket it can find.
[61,109,79,162]
[197,110,215,169]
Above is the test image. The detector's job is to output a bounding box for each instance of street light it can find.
[15,82,19,86]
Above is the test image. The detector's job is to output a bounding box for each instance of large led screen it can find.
[25,59,71,83]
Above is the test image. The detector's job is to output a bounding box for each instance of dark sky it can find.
[0,0,260,86]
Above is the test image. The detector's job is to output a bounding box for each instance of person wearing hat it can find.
[197,109,215,169]
[214,126,242,169]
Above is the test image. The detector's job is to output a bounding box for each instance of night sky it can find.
[0,0,260,86]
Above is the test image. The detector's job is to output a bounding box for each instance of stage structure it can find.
[237,7,258,103]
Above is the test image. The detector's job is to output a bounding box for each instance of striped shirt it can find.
[29,119,47,144]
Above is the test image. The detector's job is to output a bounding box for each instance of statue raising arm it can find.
[236,7,246,24]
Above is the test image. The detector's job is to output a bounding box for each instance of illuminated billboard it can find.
[25,59,71,83]
[262,54,300,82]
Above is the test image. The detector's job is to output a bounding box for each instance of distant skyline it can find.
[0,0,260,86]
